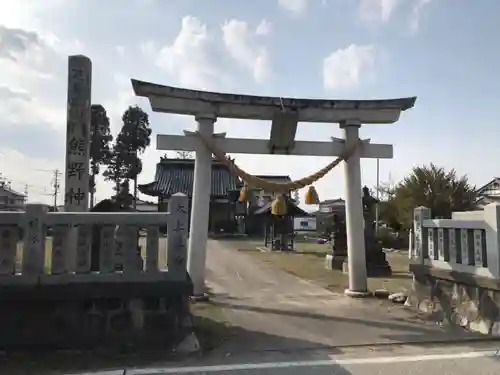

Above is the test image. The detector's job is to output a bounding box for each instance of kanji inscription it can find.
[64,55,92,212]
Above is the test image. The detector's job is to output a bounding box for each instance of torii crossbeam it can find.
[131,78,416,298]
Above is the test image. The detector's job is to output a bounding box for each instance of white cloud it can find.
[358,0,434,31]
[255,19,272,36]
[152,16,224,90]
[409,0,433,32]
[278,0,310,16]
[358,0,400,23]
[323,44,377,90]
[221,19,272,84]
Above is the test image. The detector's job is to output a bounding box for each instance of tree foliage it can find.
[379,164,477,229]
[110,106,152,204]
[176,151,194,159]
[89,104,113,206]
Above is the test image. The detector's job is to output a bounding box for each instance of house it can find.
[0,183,26,211]
[476,177,500,208]
[244,175,295,235]
[315,198,345,234]
[138,157,243,233]
[294,216,317,233]
[251,175,293,207]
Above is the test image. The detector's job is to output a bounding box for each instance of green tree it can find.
[385,164,477,229]
[89,104,113,207]
[115,106,152,208]
[176,151,194,159]
[103,141,129,192]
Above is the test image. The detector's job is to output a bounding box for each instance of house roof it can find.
[0,184,25,197]
[252,196,309,216]
[138,158,242,197]
[476,177,500,195]
[254,175,291,183]
[320,198,345,205]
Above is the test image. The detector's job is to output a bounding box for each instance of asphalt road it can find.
[118,343,500,375]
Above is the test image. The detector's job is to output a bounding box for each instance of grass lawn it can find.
[237,239,412,294]
[190,300,234,351]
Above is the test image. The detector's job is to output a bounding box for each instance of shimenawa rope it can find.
[195,131,363,194]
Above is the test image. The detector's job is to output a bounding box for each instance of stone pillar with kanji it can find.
[64,55,92,212]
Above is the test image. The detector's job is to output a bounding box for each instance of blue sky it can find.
[0,0,498,205]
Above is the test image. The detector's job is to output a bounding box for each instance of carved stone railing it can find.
[0,193,189,283]
[409,203,500,279]
[0,193,193,349]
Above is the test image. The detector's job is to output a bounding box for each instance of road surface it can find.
[203,240,481,353]
[115,343,500,374]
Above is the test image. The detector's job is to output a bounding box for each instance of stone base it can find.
[342,261,392,277]
[0,278,195,350]
[324,254,346,270]
[344,289,372,298]
[406,264,500,337]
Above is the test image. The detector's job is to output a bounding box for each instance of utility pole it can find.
[52,169,61,210]
[375,158,380,234]
[24,184,28,205]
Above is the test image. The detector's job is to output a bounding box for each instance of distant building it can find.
[476,177,500,208]
[138,157,243,233]
[315,198,345,234]
[0,183,26,211]
[251,175,293,207]
[294,216,316,233]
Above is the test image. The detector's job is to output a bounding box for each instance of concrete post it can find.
[64,55,92,273]
[167,193,189,280]
[483,203,500,278]
[187,114,216,297]
[340,120,369,296]
[413,206,431,264]
[65,55,92,212]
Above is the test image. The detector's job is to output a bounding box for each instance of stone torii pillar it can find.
[187,114,216,295]
[341,119,366,294]
[131,79,417,297]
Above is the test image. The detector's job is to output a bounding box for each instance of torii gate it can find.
[131,79,416,298]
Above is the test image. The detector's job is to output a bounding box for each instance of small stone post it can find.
[483,203,500,278]
[413,206,431,264]
[168,193,189,280]
[22,204,48,276]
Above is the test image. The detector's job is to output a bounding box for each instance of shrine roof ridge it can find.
[131,79,417,112]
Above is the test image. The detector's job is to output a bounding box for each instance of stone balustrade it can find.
[407,203,500,337]
[0,193,195,350]
[409,203,500,278]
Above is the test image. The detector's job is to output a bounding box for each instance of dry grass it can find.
[238,240,412,294]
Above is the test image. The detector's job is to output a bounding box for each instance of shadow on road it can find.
[0,315,355,375]
[212,300,483,346]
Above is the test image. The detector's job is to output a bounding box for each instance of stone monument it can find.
[350,186,392,276]
[324,213,348,269]
[326,186,392,277]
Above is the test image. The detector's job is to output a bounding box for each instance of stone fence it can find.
[406,203,500,336]
[0,193,195,350]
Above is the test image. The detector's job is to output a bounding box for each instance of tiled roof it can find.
[138,158,241,197]
[254,175,292,185]
[0,184,25,197]
[252,196,309,216]
[320,198,345,205]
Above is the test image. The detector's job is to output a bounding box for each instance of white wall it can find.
[294,216,316,232]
